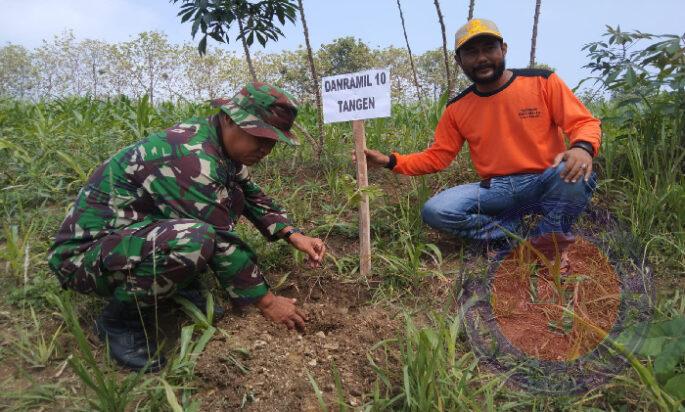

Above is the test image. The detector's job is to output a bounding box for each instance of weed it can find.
[367,313,510,411]
[48,292,152,411]
[11,306,63,369]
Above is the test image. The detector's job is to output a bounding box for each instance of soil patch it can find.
[195,274,402,411]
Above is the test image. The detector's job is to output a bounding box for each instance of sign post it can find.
[321,68,391,277]
[352,119,371,277]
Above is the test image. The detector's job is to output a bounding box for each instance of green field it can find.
[1,28,684,412]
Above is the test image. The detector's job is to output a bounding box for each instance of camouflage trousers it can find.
[61,219,268,306]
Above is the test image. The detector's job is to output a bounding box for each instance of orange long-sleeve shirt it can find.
[393,69,601,179]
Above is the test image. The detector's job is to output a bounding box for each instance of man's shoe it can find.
[483,238,514,261]
[176,280,225,321]
[94,300,166,372]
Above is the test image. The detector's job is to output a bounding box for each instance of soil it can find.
[491,236,621,361]
[194,272,403,411]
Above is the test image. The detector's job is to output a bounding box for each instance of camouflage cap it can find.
[455,18,503,51]
[211,82,299,146]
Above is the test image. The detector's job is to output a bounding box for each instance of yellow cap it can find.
[455,18,503,50]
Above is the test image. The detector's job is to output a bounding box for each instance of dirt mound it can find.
[195,275,401,411]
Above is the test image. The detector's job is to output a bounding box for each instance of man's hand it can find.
[351,148,390,169]
[288,233,326,268]
[552,147,593,183]
[257,292,307,332]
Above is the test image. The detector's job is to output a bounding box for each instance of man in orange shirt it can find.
[359,19,599,269]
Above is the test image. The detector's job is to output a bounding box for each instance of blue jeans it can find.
[421,162,597,242]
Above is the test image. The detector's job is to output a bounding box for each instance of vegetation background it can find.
[0,0,683,410]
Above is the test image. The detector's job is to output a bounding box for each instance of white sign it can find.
[321,68,391,124]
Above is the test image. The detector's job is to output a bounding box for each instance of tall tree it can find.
[296,0,324,157]
[468,0,475,20]
[317,37,376,77]
[529,0,542,67]
[396,0,422,102]
[120,32,175,105]
[80,39,112,98]
[0,44,36,99]
[433,0,453,96]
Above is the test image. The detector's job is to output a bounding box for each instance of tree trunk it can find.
[529,0,542,68]
[147,53,154,105]
[92,61,98,98]
[237,14,257,81]
[468,0,475,20]
[297,0,325,159]
[396,0,422,102]
[433,0,453,97]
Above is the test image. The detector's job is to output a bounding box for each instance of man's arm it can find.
[545,73,602,182]
[546,73,601,156]
[359,108,465,175]
[236,166,327,266]
[235,165,291,240]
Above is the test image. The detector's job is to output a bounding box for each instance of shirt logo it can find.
[519,107,541,119]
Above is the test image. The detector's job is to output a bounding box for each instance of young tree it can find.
[317,37,377,77]
[417,48,465,100]
[529,0,542,68]
[0,45,37,99]
[376,46,416,103]
[178,45,231,100]
[172,0,298,81]
[32,31,84,99]
[120,32,175,104]
[79,39,114,99]
[296,0,324,156]
[395,0,422,102]
[433,0,453,97]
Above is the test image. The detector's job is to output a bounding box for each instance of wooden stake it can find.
[353,120,371,277]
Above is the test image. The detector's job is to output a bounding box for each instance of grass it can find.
[0,59,684,409]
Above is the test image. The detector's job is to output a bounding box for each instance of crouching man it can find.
[48,83,326,371]
[359,19,600,269]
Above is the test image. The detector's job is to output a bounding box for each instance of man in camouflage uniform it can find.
[48,82,326,371]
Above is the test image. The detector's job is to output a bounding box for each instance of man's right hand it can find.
[256,292,307,332]
[351,148,390,169]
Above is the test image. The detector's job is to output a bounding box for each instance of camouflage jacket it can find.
[48,115,291,279]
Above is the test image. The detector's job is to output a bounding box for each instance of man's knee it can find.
[546,162,596,199]
[164,221,216,273]
[421,199,443,228]
[212,238,256,274]
[421,198,467,230]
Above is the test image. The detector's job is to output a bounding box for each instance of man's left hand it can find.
[288,234,326,268]
[552,147,593,183]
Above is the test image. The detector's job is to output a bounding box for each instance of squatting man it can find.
[357,18,600,270]
[48,83,325,371]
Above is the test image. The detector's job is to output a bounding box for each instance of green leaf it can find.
[636,336,669,356]
[654,339,685,377]
[198,35,208,55]
[664,374,685,400]
[162,379,184,412]
[661,317,685,336]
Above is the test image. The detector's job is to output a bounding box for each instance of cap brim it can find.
[219,99,299,146]
[456,31,503,50]
[243,120,299,146]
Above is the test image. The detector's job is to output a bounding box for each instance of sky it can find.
[0,0,683,89]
